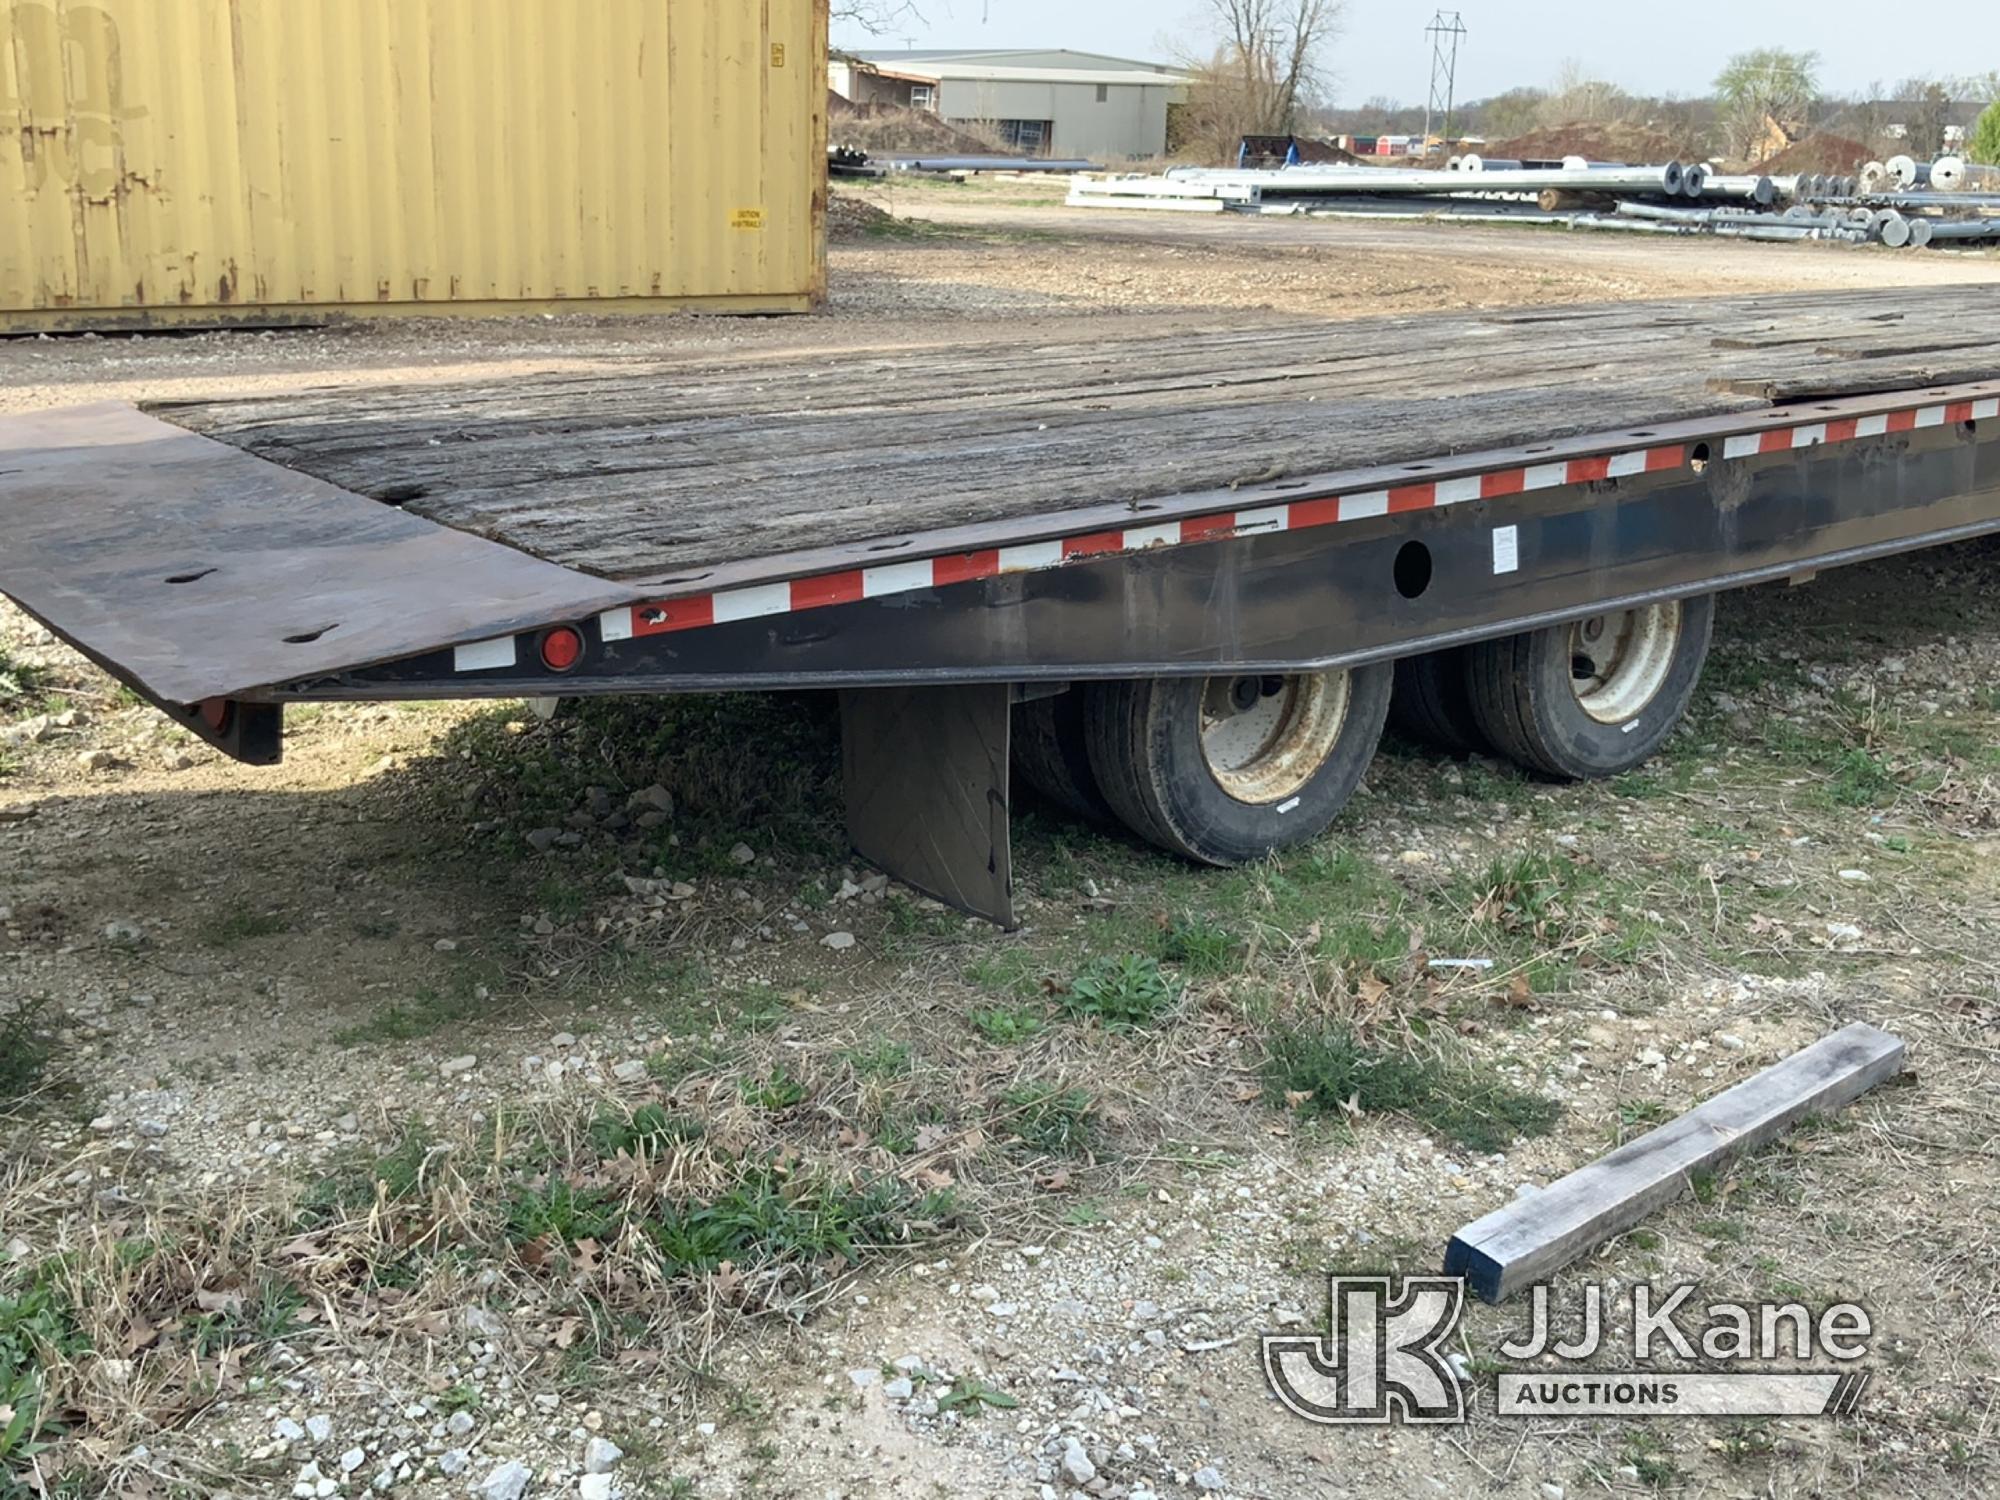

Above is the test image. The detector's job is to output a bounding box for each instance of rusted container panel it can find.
[0,0,827,330]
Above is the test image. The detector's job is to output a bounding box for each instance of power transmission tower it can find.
[1422,11,1468,158]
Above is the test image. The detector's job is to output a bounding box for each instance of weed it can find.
[1060,955,1179,1029]
[1263,1023,1560,1153]
[591,1104,705,1159]
[296,1126,442,1227]
[969,1006,1046,1045]
[1621,1429,1683,1489]
[1156,915,1240,976]
[0,648,50,719]
[1828,748,1896,807]
[336,965,501,1046]
[646,1040,738,1087]
[845,1040,912,1080]
[647,1164,955,1273]
[936,1378,1020,1416]
[739,1067,809,1112]
[0,1277,85,1477]
[0,1001,53,1109]
[506,1180,624,1247]
[1000,1083,1096,1156]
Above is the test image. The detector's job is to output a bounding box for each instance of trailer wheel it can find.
[1388,648,1489,755]
[1013,691,1115,824]
[1084,666,1393,865]
[1467,596,1714,780]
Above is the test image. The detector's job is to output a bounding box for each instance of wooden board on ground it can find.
[154,290,2000,582]
[1444,1022,1908,1303]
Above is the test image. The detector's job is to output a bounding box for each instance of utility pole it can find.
[1422,11,1468,159]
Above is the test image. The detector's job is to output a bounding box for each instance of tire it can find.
[1081,666,1394,865]
[1012,691,1116,824]
[1467,595,1714,780]
[1388,648,1489,755]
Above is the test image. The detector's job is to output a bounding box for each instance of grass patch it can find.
[197,907,294,946]
[969,1005,1046,1045]
[0,1277,86,1480]
[0,1001,54,1109]
[1156,914,1241,976]
[590,1103,705,1159]
[1000,1083,1096,1157]
[1058,955,1179,1030]
[336,966,497,1046]
[844,1040,911,1080]
[647,1165,955,1274]
[739,1067,809,1113]
[1263,1023,1560,1152]
[0,648,51,721]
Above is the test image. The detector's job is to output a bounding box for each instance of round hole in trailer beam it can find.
[1393,540,1433,601]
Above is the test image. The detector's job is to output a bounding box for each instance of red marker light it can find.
[539,627,585,673]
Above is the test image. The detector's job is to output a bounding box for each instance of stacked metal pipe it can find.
[1067,153,2000,251]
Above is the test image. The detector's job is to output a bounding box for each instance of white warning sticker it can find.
[1492,524,1520,576]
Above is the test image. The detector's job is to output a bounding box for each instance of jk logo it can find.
[1263,1275,1467,1425]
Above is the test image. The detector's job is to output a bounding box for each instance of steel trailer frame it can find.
[4,380,1998,929]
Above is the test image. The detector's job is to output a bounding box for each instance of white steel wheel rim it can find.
[1569,602,1682,725]
[1199,671,1352,804]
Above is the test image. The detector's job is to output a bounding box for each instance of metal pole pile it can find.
[1067,151,2000,251]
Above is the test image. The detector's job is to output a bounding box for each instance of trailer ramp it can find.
[0,403,637,712]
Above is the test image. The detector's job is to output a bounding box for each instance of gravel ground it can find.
[2,204,1997,1500]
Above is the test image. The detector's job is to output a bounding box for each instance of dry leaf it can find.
[1283,1089,1312,1110]
[1233,1084,1263,1104]
[913,1167,953,1191]
[915,1124,951,1153]
[1038,1168,1073,1193]
[195,1289,245,1315]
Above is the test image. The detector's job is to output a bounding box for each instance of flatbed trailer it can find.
[4,288,1999,925]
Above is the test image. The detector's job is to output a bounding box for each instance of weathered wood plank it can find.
[1443,1023,1907,1304]
[154,289,2000,580]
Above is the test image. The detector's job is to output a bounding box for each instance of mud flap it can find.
[839,684,1015,929]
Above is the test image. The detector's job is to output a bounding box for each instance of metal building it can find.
[0,0,827,332]
[843,49,1188,161]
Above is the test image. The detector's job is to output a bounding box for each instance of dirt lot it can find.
[2,199,1998,1500]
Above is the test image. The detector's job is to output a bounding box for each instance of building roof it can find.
[853,47,1189,82]
[834,60,942,86]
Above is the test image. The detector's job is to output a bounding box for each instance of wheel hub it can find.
[1568,601,1682,724]
[1199,671,1353,804]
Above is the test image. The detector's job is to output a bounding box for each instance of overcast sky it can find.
[837,1,1997,105]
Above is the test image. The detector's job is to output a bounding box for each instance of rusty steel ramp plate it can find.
[0,403,637,705]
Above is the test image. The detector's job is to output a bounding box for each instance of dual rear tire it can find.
[1389,597,1714,779]
[1017,595,1715,866]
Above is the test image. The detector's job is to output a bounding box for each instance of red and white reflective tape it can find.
[596,441,1701,643]
[451,398,1997,667]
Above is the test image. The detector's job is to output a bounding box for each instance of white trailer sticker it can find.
[1493,525,1520,576]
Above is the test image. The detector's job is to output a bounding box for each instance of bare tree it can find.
[1174,0,1343,161]
[832,0,924,36]
[1538,61,1629,127]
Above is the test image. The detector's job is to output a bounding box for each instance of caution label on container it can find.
[731,209,767,231]
[771,43,787,68]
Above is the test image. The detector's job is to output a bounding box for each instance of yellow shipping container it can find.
[0,0,827,330]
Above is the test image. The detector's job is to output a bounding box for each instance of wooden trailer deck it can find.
[155,289,2000,583]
